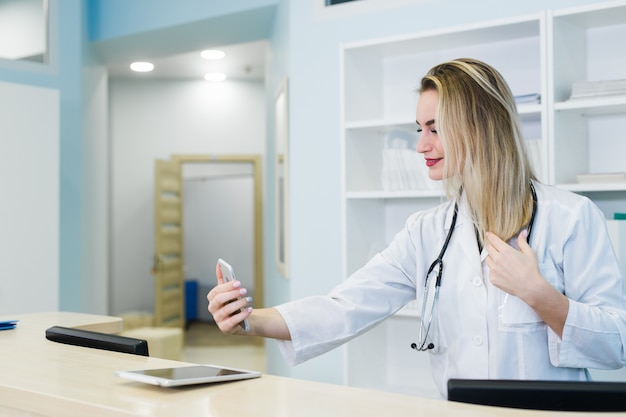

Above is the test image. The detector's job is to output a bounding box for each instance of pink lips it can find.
[425,158,442,167]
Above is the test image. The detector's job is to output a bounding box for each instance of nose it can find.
[416,130,431,154]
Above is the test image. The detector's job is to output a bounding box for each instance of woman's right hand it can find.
[207,263,253,335]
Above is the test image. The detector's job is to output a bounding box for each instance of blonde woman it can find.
[208,58,626,399]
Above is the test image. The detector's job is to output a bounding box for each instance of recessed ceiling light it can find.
[204,72,227,82]
[201,49,226,60]
[130,62,154,72]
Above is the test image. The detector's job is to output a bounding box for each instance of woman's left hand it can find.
[485,230,569,337]
[484,230,543,301]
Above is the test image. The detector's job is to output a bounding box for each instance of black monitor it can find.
[448,379,626,411]
[45,326,149,356]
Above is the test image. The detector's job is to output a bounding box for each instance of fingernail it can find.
[245,296,253,304]
[232,281,241,288]
[239,288,247,295]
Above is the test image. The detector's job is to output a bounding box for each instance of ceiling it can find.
[106,39,268,81]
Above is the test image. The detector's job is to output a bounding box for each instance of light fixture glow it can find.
[201,49,226,60]
[130,62,154,72]
[204,72,227,82]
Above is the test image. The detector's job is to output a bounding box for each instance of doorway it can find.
[173,154,263,321]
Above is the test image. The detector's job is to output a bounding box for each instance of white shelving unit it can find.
[340,1,626,397]
[549,1,626,217]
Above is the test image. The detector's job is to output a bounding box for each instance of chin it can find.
[428,172,443,181]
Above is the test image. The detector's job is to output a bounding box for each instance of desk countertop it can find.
[0,312,620,417]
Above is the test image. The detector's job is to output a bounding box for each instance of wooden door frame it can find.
[153,158,185,327]
[172,154,264,312]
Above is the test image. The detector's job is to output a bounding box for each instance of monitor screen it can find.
[448,379,626,411]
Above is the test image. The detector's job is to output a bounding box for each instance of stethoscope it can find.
[411,182,538,352]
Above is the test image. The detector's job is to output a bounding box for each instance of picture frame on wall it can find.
[275,77,289,277]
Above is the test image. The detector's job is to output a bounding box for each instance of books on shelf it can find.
[576,172,626,184]
[569,79,626,100]
[381,129,439,192]
[515,93,540,104]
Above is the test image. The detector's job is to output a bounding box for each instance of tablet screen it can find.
[116,365,261,387]
[142,366,243,379]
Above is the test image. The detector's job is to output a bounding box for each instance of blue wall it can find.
[0,0,90,311]
[88,0,277,65]
[89,0,277,41]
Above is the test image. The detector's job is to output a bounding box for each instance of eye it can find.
[416,127,423,133]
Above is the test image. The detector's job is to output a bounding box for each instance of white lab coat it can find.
[275,182,626,398]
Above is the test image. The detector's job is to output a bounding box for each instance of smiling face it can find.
[415,89,445,181]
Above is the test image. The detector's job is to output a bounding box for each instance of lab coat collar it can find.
[446,195,483,275]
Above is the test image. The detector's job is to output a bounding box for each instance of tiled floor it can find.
[182,321,266,373]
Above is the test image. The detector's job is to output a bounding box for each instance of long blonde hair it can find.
[420,58,537,244]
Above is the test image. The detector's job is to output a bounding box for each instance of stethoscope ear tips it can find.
[410,342,435,351]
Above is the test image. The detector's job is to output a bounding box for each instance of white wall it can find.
[109,78,265,316]
[82,65,110,315]
[0,81,59,314]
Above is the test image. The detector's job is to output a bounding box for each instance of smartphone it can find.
[217,258,250,332]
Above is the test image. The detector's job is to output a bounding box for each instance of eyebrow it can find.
[416,119,436,127]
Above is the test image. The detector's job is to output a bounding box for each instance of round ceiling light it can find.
[201,49,226,60]
[130,62,154,72]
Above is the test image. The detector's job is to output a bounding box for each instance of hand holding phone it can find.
[217,258,250,332]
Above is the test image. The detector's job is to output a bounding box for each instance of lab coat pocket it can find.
[499,294,542,326]
[498,261,562,331]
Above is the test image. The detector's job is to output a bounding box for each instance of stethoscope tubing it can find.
[413,182,538,352]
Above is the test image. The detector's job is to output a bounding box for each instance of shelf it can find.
[345,104,541,129]
[346,190,444,199]
[555,95,626,114]
[553,2,626,26]
[345,119,415,130]
[343,15,542,59]
[558,182,626,193]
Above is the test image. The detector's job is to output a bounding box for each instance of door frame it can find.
[173,154,264,311]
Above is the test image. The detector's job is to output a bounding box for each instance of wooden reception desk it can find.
[0,312,620,417]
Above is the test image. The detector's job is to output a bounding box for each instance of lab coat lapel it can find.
[451,199,483,276]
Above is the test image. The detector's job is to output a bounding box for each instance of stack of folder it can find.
[514,93,541,104]
[576,172,626,184]
[570,79,626,99]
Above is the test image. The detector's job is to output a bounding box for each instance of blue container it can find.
[185,280,198,322]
